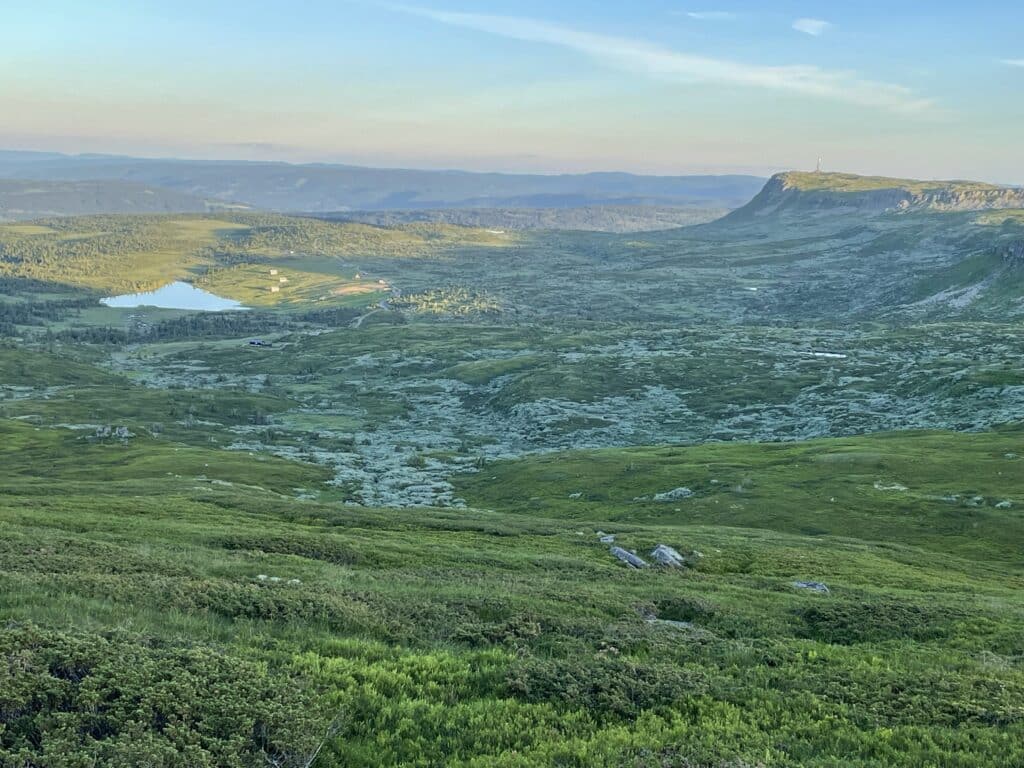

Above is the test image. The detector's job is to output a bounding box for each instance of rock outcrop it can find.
[650,545,687,567]
[652,487,694,502]
[792,581,830,594]
[610,547,649,569]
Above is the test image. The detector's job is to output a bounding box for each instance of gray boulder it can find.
[610,546,649,569]
[792,581,830,594]
[650,544,687,567]
[653,487,694,502]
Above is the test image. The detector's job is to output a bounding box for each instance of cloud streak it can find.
[684,11,738,21]
[1002,59,1024,67]
[792,18,833,36]
[393,6,934,115]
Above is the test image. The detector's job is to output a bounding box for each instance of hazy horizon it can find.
[3,145,1023,188]
[3,1,1022,185]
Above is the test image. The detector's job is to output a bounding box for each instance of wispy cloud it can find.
[392,6,934,115]
[1002,59,1024,67]
[792,18,833,36]
[684,11,737,21]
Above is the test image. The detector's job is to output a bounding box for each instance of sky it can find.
[1,0,1022,182]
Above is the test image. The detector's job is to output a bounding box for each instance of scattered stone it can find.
[610,546,649,569]
[1005,453,1018,460]
[568,492,583,499]
[996,500,1014,509]
[600,534,616,544]
[873,481,908,492]
[650,544,687,568]
[94,425,133,440]
[652,487,694,502]
[792,581,830,594]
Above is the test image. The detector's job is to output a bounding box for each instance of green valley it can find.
[2,171,1023,767]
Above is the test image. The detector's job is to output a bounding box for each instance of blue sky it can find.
[1,0,1022,181]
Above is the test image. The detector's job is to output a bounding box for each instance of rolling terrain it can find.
[1,170,1023,766]
[0,179,233,221]
[314,205,730,233]
[0,150,765,213]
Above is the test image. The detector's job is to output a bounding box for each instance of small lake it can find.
[100,282,247,311]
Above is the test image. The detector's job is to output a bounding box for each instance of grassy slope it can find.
[2,198,1024,765]
[456,429,1024,564]
[3,435,1023,766]
[2,341,1023,765]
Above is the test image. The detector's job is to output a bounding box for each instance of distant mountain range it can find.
[0,179,237,221]
[0,150,765,215]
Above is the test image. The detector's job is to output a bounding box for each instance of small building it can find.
[354,273,362,280]
[270,285,280,293]
[279,277,288,283]
[377,279,387,285]
[270,269,279,276]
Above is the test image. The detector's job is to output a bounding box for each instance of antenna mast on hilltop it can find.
[816,157,823,173]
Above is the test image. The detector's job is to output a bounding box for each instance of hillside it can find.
[0,179,233,221]
[725,171,1024,221]
[1,174,1023,766]
[314,205,728,233]
[0,150,765,212]
[1,344,1023,766]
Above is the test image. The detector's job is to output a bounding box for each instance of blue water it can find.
[100,281,247,311]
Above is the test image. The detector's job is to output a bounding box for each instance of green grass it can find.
[194,261,387,309]
[0,213,512,302]
[4,202,1024,765]
[456,428,1024,563]
[3,427,1024,766]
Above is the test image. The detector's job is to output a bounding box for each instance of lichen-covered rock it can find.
[610,547,649,569]
[793,581,830,594]
[652,487,694,502]
[650,544,687,567]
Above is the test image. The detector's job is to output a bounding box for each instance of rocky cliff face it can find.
[727,172,1024,221]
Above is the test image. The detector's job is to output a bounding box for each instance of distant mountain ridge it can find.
[726,171,1024,222]
[0,150,765,213]
[0,179,237,221]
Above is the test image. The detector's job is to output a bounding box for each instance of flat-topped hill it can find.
[726,171,1024,221]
